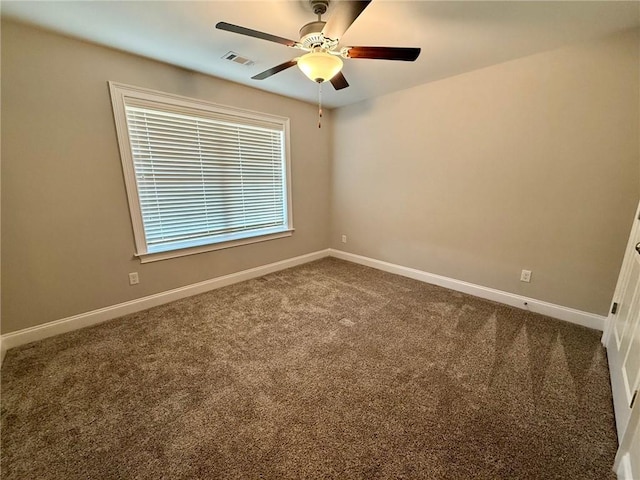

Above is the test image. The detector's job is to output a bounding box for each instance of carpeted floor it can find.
[1,258,617,479]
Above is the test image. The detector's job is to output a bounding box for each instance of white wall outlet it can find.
[520,269,532,283]
[341,234,347,244]
[129,272,139,285]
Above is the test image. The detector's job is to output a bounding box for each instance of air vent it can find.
[222,51,255,66]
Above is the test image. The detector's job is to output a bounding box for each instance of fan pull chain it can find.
[318,82,323,129]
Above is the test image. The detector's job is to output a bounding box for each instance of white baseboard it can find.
[1,249,330,352]
[329,249,606,331]
[1,247,606,355]
[0,336,6,367]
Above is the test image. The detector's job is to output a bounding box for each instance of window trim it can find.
[108,81,294,263]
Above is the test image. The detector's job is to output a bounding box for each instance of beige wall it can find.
[1,20,332,334]
[3,20,638,335]
[331,28,640,316]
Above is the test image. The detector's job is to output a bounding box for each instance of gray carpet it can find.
[1,258,617,479]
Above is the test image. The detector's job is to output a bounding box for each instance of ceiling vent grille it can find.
[222,51,255,66]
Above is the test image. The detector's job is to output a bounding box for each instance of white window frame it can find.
[109,82,293,263]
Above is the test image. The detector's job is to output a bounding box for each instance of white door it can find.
[603,200,640,478]
[614,397,640,479]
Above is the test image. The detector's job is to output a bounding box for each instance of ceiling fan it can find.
[216,0,421,91]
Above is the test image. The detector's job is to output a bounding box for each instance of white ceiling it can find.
[3,1,639,108]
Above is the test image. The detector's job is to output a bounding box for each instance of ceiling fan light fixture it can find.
[297,51,343,83]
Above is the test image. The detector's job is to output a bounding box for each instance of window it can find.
[109,82,293,263]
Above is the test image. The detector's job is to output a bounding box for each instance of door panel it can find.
[621,288,640,398]
[614,260,639,348]
[614,388,640,479]
[606,200,640,479]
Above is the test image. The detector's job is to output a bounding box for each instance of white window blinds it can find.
[109,83,292,262]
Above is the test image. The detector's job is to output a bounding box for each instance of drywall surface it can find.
[1,20,331,334]
[331,28,640,316]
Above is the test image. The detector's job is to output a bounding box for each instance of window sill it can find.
[136,229,294,263]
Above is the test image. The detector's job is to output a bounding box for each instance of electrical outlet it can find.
[520,270,532,283]
[341,234,347,243]
[129,272,139,285]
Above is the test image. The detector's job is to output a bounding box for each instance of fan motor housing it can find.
[299,21,326,48]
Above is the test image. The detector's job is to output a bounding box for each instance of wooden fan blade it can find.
[252,60,298,80]
[346,46,421,61]
[330,71,349,90]
[216,22,297,47]
[321,1,372,41]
